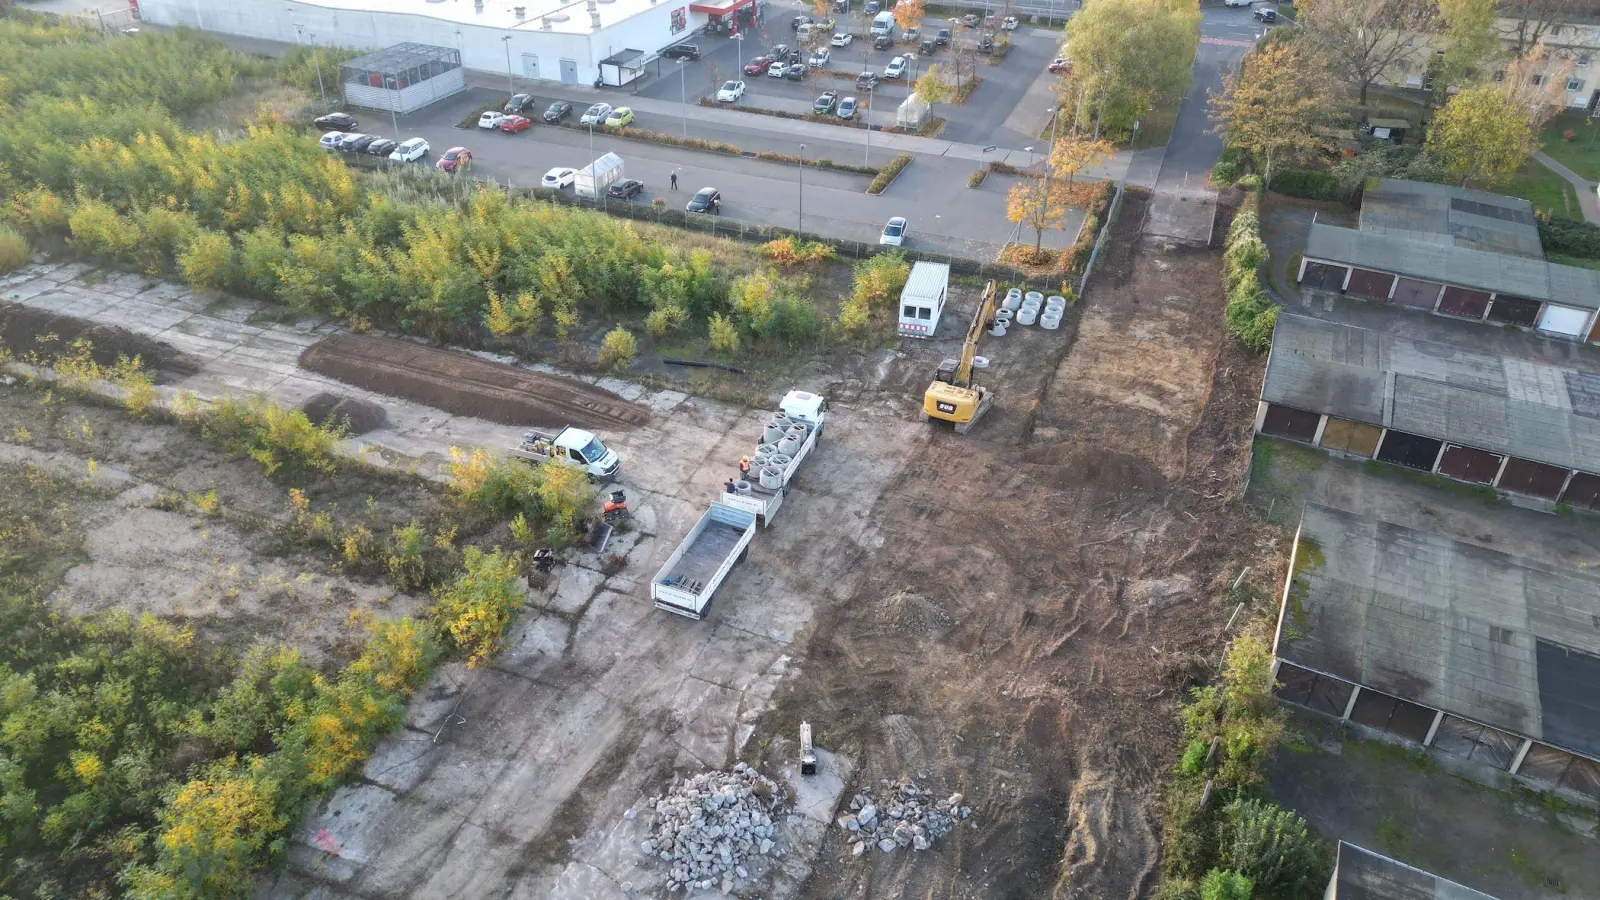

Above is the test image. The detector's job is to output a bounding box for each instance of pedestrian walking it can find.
[671,172,679,190]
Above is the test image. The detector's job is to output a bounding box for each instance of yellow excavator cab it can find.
[921,281,997,434]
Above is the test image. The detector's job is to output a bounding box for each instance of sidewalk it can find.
[1533,151,1600,225]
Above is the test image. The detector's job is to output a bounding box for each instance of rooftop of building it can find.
[1329,842,1499,900]
[1278,503,1600,760]
[1359,180,1543,259]
[285,0,662,36]
[1263,314,1600,473]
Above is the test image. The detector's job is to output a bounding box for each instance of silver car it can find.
[580,103,613,125]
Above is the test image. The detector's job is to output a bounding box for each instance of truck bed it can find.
[658,519,746,594]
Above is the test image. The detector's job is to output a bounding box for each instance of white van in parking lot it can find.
[871,10,895,36]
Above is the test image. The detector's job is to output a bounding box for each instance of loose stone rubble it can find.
[635,762,786,894]
[835,778,972,857]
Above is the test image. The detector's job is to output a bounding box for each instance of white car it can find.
[542,167,578,189]
[717,80,746,102]
[478,110,507,129]
[768,60,789,77]
[831,32,853,46]
[809,48,831,67]
[880,216,908,246]
[1225,0,1252,6]
[580,103,613,125]
[319,131,347,150]
[389,137,430,162]
[884,56,907,78]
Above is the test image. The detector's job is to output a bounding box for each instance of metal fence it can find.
[1074,181,1125,296]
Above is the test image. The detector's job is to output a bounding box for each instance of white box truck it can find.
[575,151,624,199]
[721,390,826,527]
[897,261,950,338]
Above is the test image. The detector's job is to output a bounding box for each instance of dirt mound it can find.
[298,334,651,431]
[300,392,387,435]
[0,302,198,382]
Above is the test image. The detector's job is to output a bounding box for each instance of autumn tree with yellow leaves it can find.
[1208,42,1342,189]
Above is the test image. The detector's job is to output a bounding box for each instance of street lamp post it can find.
[735,30,744,73]
[502,35,515,99]
[864,86,873,166]
[309,32,327,108]
[797,143,806,237]
[1035,107,1060,252]
[678,59,688,138]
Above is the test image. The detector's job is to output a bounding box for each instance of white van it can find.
[897,261,950,338]
[797,22,815,41]
[871,10,896,36]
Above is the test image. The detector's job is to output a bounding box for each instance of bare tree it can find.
[1297,0,1435,105]
[1503,0,1584,58]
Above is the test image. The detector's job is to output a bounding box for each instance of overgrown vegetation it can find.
[1156,633,1332,899]
[0,224,29,272]
[1537,214,1600,261]
[1222,196,1280,352]
[867,153,914,195]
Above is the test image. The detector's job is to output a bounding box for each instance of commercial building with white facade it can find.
[137,0,749,87]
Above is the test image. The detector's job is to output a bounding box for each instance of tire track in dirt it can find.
[299,334,652,430]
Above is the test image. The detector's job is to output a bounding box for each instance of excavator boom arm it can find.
[955,281,997,386]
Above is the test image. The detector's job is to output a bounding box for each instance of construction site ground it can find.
[1,200,1273,899]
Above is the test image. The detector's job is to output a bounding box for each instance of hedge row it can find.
[1268,167,1345,202]
[868,153,913,195]
[1223,196,1280,352]
[1067,180,1118,273]
[1539,215,1600,260]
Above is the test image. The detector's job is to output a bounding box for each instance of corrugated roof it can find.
[1359,179,1542,258]
[1264,315,1600,473]
[1330,842,1500,900]
[901,261,949,300]
[1280,504,1600,759]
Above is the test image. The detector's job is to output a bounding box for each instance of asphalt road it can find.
[1153,7,1260,192]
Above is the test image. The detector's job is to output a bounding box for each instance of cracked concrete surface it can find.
[3,261,916,899]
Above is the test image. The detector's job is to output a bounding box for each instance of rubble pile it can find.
[836,778,973,857]
[635,762,785,893]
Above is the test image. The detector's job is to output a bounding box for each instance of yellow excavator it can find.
[921,280,997,434]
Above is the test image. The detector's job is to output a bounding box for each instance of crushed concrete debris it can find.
[636,762,786,893]
[839,778,971,858]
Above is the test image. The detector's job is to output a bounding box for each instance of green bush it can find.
[1199,869,1254,900]
[1179,739,1208,776]
[1269,167,1344,202]
[1222,197,1280,352]
[200,395,345,477]
[0,224,29,272]
[1539,215,1600,259]
[431,547,524,667]
[868,153,914,195]
[1210,159,1239,186]
[599,326,638,369]
[1217,798,1330,899]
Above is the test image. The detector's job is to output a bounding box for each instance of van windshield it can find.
[578,437,607,462]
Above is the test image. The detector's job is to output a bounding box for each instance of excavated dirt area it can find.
[764,206,1274,898]
[299,334,653,430]
[0,301,199,381]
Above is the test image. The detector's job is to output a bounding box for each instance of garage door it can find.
[1437,445,1504,484]
[1376,429,1443,470]
[1349,688,1436,742]
[1300,262,1348,291]
[1498,457,1570,499]
[1392,277,1442,310]
[1260,404,1321,442]
[1346,268,1396,301]
[1538,303,1592,337]
[1319,417,1383,457]
[1488,295,1541,327]
[1561,471,1600,509]
[1438,286,1491,320]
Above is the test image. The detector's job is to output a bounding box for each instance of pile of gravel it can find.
[836,779,972,856]
[634,762,785,894]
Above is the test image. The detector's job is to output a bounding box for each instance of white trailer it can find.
[575,151,625,199]
[721,390,826,527]
[897,261,950,338]
[650,501,759,620]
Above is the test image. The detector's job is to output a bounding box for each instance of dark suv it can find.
[314,112,359,130]
[855,71,880,90]
[662,43,700,60]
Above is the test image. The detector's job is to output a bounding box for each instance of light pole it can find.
[735,29,744,73]
[678,59,688,138]
[1024,145,1034,170]
[864,85,873,166]
[1035,107,1060,253]
[308,31,327,108]
[797,143,805,237]
[501,35,514,99]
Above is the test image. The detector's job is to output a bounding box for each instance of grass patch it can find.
[1487,159,1581,219]
[1359,459,1501,506]
[1547,252,1600,271]
[1538,114,1600,182]
[1375,811,1410,856]
[1129,89,1182,150]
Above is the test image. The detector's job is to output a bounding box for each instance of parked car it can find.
[604,106,635,127]
[686,187,721,213]
[319,131,347,151]
[838,95,858,118]
[542,100,573,122]
[903,26,920,42]
[874,34,893,50]
[580,103,612,125]
[834,0,847,10]
[1001,15,1019,29]
[717,80,746,102]
[880,216,908,247]
[504,93,534,113]
[864,0,879,12]
[436,146,471,172]
[920,39,936,54]
[1225,0,1252,6]
[884,56,906,78]
[771,44,790,58]
[787,48,804,64]
[365,138,399,156]
[314,112,358,130]
[500,114,533,133]
[1048,57,1071,73]
[608,178,645,199]
[662,43,700,59]
[813,91,839,114]
[791,14,811,29]
[831,32,853,46]
[935,27,951,45]
[542,167,577,189]
[978,33,995,52]
[1253,6,1276,20]
[856,71,880,90]
[389,137,429,161]
[744,56,773,75]
[960,13,979,26]
[810,47,831,66]
[338,133,378,152]
[797,23,815,41]
[479,110,508,130]
[768,60,790,77]
[786,63,809,80]
[817,17,837,29]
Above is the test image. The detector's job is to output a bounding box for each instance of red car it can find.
[436,146,472,172]
[1047,57,1071,74]
[499,114,532,133]
[744,56,772,75]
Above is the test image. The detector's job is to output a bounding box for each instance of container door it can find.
[1436,445,1503,484]
[522,54,540,78]
[1260,404,1320,442]
[1392,277,1441,310]
[1538,303,1591,337]
[1300,262,1347,291]
[1561,471,1600,509]
[1487,295,1541,327]
[1498,457,1569,499]
[1345,268,1395,301]
[561,58,579,84]
[1376,430,1443,470]
[1437,286,1491,319]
